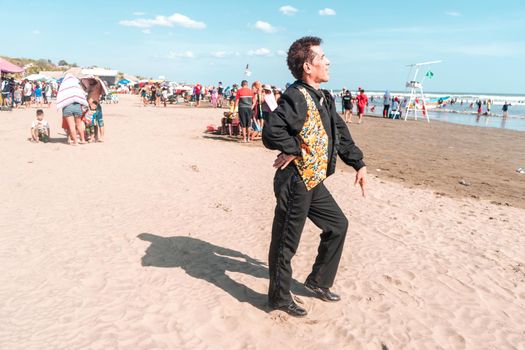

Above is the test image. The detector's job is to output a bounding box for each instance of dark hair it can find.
[287,36,322,80]
[36,109,44,115]
[241,80,248,86]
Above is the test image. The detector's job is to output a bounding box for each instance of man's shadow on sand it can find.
[138,233,309,311]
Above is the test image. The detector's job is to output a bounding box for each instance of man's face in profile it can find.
[307,45,330,83]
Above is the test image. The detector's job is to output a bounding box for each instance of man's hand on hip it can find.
[273,153,299,170]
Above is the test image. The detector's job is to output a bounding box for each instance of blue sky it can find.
[2,0,524,94]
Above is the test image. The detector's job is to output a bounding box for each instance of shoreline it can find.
[347,115,525,209]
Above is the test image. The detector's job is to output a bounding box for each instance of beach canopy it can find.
[118,79,130,85]
[25,73,50,81]
[0,58,24,74]
[174,85,192,91]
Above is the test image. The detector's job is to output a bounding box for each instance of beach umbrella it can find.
[118,79,130,85]
[0,58,24,74]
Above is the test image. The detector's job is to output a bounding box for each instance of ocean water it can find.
[334,91,525,132]
[427,111,525,131]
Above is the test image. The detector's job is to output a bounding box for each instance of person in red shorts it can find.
[235,80,253,143]
[356,89,368,124]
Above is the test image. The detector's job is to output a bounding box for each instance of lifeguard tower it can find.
[404,60,441,122]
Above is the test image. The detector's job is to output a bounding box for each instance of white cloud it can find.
[319,8,336,16]
[32,30,40,35]
[168,13,206,29]
[166,51,195,59]
[133,12,145,16]
[142,29,151,35]
[446,11,461,17]
[276,50,286,56]
[119,17,168,28]
[119,13,206,29]
[211,51,230,58]
[279,5,298,15]
[254,20,278,33]
[247,48,272,56]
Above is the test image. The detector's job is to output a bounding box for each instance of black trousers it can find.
[383,104,390,117]
[268,165,348,307]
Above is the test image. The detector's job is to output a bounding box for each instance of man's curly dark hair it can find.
[286,36,323,80]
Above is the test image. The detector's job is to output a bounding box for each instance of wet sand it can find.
[344,115,525,209]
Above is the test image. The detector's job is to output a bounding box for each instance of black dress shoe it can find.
[269,301,308,317]
[304,281,341,302]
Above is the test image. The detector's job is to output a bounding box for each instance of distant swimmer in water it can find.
[502,101,511,118]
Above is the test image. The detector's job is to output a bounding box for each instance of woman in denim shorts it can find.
[63,102,86,144]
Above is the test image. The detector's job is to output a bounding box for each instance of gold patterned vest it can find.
[293,87,329,191]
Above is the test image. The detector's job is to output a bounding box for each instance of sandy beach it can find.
[1,95,524,349]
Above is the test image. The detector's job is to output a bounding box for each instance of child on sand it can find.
[162,87,168,107]
[34,84,43,108]
[31,109,50,143]
[356,89,369,124]
[89,100,105,142]
[83,106,96,143]
[141,88,148,106]
[13,85,22,108]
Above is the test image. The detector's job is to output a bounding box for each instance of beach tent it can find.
[0,58,24,74]
[123,74,139,82]
[39,70,67,80]
[172,84,192,91]
[25,73,49,81]
[81,68,118,86]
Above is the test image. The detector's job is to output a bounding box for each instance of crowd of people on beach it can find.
[340,89,515,121]
[205,80,283,143]
[139,83,171,107]
[28,86,105,145]
[0,73,106,145]
[338,88,405,122]
[1,68,519,148]
[1,78,54,109]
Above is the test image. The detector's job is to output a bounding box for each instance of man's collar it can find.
[295,80,324,99]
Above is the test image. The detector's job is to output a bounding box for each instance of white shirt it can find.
[23,83,32,96]
[31,119,49,130]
